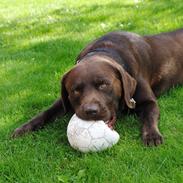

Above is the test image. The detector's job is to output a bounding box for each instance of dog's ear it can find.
[109,61,137,109]
[119,69,137,109]
[61,72,71,112]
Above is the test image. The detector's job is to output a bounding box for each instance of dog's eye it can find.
[98,83,108,90]
[73,89,80,96]
[71,83,84,96]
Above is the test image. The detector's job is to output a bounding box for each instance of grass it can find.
[0,0,183,182]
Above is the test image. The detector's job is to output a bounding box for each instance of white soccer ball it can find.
[67,114,120,152]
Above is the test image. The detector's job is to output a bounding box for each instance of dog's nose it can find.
[83,103,99,116]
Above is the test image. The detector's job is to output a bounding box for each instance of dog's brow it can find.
[71,82,85,91]
[94,77,111,84]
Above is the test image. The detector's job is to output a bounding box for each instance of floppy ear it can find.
[108,61,137,109]
[119,69,137,109]
[61,72,71,112]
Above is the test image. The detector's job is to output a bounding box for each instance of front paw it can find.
[11,125,31,138]
[142,128,163,146]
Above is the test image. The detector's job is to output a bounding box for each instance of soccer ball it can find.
[67,114,120,152]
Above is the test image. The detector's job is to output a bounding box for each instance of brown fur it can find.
[12,29,183,146]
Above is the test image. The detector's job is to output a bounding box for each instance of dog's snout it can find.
[83,103,99,116]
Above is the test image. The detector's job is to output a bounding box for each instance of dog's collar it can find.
[78,48,122,62]
[77,48,128,71]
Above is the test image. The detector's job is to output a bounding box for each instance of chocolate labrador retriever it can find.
[12,28,183,146]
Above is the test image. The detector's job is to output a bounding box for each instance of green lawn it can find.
[0,0,183,182]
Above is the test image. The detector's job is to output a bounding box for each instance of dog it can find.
[12,29,183,146]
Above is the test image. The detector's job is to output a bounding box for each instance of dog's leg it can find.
[134,79,163,146]
[12,98,66,138]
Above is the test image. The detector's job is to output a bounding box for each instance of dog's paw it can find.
[11,125,30,138]
[142,129,163,146]
[11,127,24,138]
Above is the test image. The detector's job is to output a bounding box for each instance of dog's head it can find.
[61,55,136,122]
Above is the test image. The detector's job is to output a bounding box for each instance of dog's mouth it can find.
[105,115,116,129]
[75,105,117,128]
[76,111,117,129]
